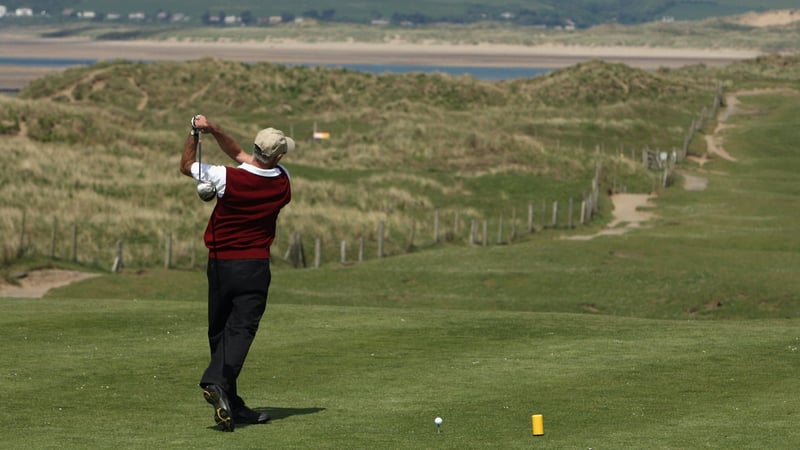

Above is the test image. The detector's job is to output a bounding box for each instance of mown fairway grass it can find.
[2,89,799,448]
[3,300,799,449]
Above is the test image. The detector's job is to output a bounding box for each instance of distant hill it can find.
[1,0,798,27]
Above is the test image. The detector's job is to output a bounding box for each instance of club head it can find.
[197,181,217,202]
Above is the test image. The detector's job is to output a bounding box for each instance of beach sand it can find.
[0,31,763,89]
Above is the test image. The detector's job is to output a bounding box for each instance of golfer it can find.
[179,114,294,432]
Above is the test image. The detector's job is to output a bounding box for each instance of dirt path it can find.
[565,87,760,241]
[703,93,739,163]
[551,89,767,240]
[683,88,796,189]
[565,193,656,240]
[0,269,99,298]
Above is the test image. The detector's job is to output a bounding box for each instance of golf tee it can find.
[532,414,544,436]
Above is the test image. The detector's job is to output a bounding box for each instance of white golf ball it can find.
[434,417,443,425]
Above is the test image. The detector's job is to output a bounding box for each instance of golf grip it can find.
[197,130,202,180]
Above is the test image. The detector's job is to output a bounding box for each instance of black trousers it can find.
[200,258,270,407]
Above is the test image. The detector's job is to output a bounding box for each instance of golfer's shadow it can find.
[262,406,325,421]
[235,406,325,429]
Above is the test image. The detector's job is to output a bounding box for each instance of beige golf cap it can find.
[254,127,295,161]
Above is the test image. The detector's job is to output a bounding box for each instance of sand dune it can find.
[734,9,800,27]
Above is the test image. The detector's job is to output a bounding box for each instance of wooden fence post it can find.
[164,232,172,269]
[314,237,321,268]
[482,220,488,247]
[433,209,439,243]
[340,240,347,264]
[297,232,307,268]
[112,240,123,273]
[528,202,534,233]
[551,201,558,228]
[71,223,78,262]
[406,220,416,251]
[358,236,364,262]
[697,107,707,130]
[50,216,58,259]
[378,221,385,258]
[469,220,476,245]
[684,119,696,155]
[17,210,26,258]
[592,163,601,217]
[580,199,587,225]
[287,232,306,268]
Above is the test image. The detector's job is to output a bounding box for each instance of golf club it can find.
[195,127,217,202]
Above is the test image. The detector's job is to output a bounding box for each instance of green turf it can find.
[2,299,798,448]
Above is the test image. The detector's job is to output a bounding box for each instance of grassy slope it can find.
[2,58,718,267]
[45,83,800,322]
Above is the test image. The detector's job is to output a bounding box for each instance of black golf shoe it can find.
[233,405,271,424]
[202,384,234,432]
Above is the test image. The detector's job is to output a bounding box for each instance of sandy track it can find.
[0,32,763,89]
[564,193,656,241]
[0,34,760,67]
[0,269,99,298]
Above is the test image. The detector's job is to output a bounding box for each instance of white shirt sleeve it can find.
[190,162,228,197]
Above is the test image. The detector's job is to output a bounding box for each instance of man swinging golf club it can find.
[179,114,294,432]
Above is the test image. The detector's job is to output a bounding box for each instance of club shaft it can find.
[197,131,203,181]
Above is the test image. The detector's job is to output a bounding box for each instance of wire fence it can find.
[7,185,601,272]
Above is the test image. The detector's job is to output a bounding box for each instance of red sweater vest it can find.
[204,166,291,259]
